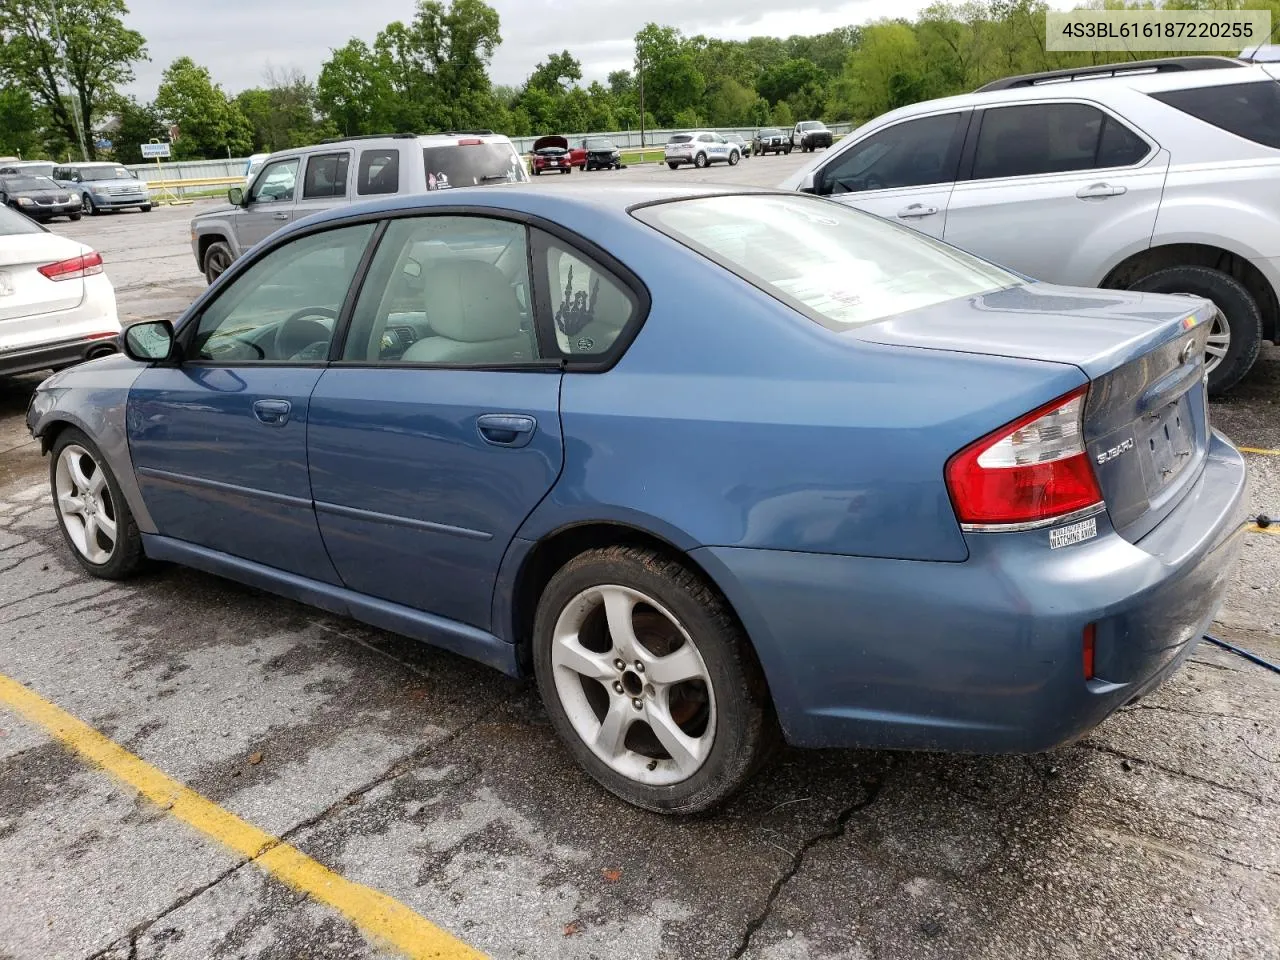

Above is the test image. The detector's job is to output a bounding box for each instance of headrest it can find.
[424,260,523,343]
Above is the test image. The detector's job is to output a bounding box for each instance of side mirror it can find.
[798,171,818,195]
[122,320,176,363]
[227,186,245,206]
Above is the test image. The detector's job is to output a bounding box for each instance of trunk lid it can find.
[0,234,86,326]
[852,282,1216,542]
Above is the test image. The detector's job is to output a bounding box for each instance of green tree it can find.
[317,39,395,137]
[771,100,794,127]
[635,23,704,125]
[154,56,252,159]
[757,58,824,106]
[527,50,581,95]
[108,96,165,164]
[0,0,147,160]
[607,70,634,101]
[0,86,43,157]
[237,68,327,151]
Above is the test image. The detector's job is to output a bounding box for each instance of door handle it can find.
[897,204,939,219]
[272,212,289,220]
[252,399,292,426]
[1076,183,1127,199]
[477,413,536,448]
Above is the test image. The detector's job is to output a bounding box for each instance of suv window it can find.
[540,235,637,358]
[357,149,399,195]
[344,216,537,365]
[422,143,526,190]
[972,103,1148,180]
[303,152,350,199]
[192,224,375,363]
[1151,80,1280,149]
[821,112,964,195]
[668,135,693,144]
[250,158,299,203]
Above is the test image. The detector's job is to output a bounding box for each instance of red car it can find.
[531,135,582,175]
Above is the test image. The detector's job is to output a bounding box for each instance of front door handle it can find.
[272,212,289,221]
[252,399,292,426]
[897,204,939,219]
[1076,183,1127,199]
[477,413,536,448]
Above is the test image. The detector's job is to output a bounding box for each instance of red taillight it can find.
[1083,624,1097,680]
[37,251,103,282]
[457,138,483,146]
[946,386,1103,527]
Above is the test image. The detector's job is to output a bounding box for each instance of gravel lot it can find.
[1,152,1278,960]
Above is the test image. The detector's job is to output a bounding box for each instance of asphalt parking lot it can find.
[2,151,1278,960]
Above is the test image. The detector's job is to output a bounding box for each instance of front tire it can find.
[784,146,792,155]
[81,194,97,216]
[534,545,777,814]
[203,240,234,285]
[1128,266,1262,395]
[69,212,82,221]
[140,204,152,212]
[50,428,146,581]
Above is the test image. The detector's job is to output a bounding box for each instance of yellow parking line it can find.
[1239,446,1280,456]
[1248,523,1279,536]
[0,673,485,960]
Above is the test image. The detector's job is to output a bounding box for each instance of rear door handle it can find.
[1076,183,1127,199]
[252,399,292,426]
[477,413,536,448]
[897,204,939,219]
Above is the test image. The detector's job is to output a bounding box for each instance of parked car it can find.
[531,135,574,174]
[244,152,269,186]
[0,161,57,179]
[191,131,528,283]
[0,175,81,222]
[752,128,790,156]
[781,55,1280,394]
[665,131,742,169]
[28,185,1246,814]
[791,121,833,152]
[52,162,152,216]
[723,133,751,159]
[0,205,119,377]
[580,137,623,170]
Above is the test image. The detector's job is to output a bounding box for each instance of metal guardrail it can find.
[142,176,241,191]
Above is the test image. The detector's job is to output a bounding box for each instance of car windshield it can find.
[799,121,825,131]
[634,194,1018,331]
[422,144,527,189]
[759,129,782,137]
[0,204,43,234]
[79,165,132,181]
[3,176,55,191]
[584,138,615,149]
[726,134,744,142]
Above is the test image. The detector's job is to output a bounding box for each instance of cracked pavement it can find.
[1,163,1278,959]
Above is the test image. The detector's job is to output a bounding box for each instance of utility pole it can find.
[638,56,645,153]
[48,1,90,161]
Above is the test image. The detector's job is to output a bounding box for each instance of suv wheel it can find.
[202,241,234,285]
[1128,266,1262,395]
[81,194,97,216]
[533,545,778,814]
[694,152,708,169]
[667,162,680,170]
[728,150,739,166]
[784,145,792,155]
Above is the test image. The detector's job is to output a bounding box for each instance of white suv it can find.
[666,132,742,170]
[782,56,1280,393]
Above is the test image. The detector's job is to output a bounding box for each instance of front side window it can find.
[1152,80,1280,149]
[191,223,374,363]
[344,216,537,366]
[634,194,1017,332]
[541,236,637,357]
[972,103,1148,180]
[250,158,299,203]
[821,112,963,195]
[422,143,527,191]
[303,152,350,199]
[357,149,400,195]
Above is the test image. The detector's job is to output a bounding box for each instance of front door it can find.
[942,101,1166,285]
[128,221,377,582]
[815,110,970,240]
[307,214,564,630]
[236,156,301,250]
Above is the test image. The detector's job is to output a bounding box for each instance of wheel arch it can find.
[196,231,233,271]
[1099,242,1279,343]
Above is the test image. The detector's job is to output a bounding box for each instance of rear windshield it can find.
[79,165,132,181]
[2,176,55,191]
[0,205,44,235]
[634,194,1018,331]
[4,163,54,177]
[667,135,693,144]
[1151,80,1280,149]
[422,144,527,190]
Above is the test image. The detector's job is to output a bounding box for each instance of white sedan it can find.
[0,206,120,377]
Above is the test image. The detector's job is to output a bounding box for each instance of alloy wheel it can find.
[206,248,231,282]
[1204,310,1231,377]
[54,445,117,565]
[550,584,716,786]
[80,194,94,215]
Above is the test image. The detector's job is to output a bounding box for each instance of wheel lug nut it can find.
[634,661,644,673]
[631,698,643,711]
[613,659,626,671]
[612,681,624,694]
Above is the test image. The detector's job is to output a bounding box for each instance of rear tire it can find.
[533,545,778,814]
[667,162,680,170]
[1128,265,1262,396]
[694,152,708,169]
[69,213,82,222]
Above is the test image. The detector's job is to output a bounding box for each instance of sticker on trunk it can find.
[1049,517,1098,550]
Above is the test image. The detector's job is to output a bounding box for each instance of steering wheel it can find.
[273,307,337,361]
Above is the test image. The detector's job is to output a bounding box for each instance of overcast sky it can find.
[121,0,985,100]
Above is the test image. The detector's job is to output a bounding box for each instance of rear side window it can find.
[1152,80,1280,149]
[972,103,1148,179]
[302,152,350,199]
[357,149,400,195]
[539,234,638,358]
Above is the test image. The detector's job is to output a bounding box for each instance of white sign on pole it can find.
[141,142,171,159]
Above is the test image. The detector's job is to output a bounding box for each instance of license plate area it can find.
[1140,396,1195,495]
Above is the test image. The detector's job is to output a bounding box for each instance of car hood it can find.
[6,187,72,199]
[847,282,1215,379]
[82,178,143,188]
[532,135,569,152]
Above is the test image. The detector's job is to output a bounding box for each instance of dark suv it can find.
[753,128,790,156]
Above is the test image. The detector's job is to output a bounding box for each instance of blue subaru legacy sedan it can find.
[27,185,1248,813]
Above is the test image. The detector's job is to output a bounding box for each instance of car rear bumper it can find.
[692,431,1248,752]
[0,333,120,376]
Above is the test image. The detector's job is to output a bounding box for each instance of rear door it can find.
[308,213,563,631]
[943,101,1167,285]
[128,221,376,582]
[815,110,969,240]
[294,150,353,221]
[236,157,300,249]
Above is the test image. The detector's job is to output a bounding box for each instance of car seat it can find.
[400,260,534,363]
